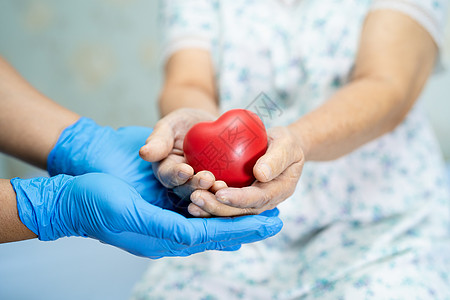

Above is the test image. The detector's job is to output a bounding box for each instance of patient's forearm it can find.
[0,57,80,169]
[159,85,220,117]
[159,49,219,117]
[289,77,414,161]
[288,10,436,162]
[0,179,36,243]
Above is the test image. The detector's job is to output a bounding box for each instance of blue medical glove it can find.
[11,173,283,258]
[47,118,171,208]
[47,118,280,217]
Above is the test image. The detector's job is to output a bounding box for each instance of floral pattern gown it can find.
[132,0,450,299]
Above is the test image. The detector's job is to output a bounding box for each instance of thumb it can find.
[139,122,174,162]
[253,129,304,182]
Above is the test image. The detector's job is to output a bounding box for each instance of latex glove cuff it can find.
[10,175,75,241]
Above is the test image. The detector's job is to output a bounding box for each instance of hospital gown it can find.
[132,0,450,299]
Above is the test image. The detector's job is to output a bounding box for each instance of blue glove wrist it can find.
[11,175,77,241]
[47,117,101,176]
[47,118,171,208]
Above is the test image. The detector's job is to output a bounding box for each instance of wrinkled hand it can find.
[188,126,305,217]
[11,173,283,258]
[139,108,219,206]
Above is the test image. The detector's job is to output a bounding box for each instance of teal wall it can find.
[0,0,162,177]
[0,0,449,178]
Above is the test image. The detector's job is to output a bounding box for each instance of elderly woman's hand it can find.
[188,126,306,217]
[139,108,221,205]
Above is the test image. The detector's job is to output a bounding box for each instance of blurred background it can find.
[0,1,449,300]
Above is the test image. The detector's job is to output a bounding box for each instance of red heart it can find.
[183,109,268,188]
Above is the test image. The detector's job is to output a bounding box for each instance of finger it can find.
[130,196,283,247]
[188,215,283,245]
[253,129,304,183]
[187,203,213,218]
[179,242,242,256]
[139,121,175,162]
[102,230,242,259]
[172,171,216,198]
[216,162,303,208]
[209,180,228,193]
[220,244,242,252]
[190,189,258,217]
[140,108,215,163]
[160,237,244,257]
[215,186,266,208]
[153,155,194,188]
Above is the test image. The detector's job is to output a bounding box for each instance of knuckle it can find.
[198,191,219,214]
[242,207,257,216]
[194,189,207,199]
[209,201,223,215]
[152,121,165,133]
[287,186,296,198]
[259,191,272,207]
[238,190,260,208]
[290,162,303,179]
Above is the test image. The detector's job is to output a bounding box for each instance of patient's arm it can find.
[143,10,438,217]
[139,49,223,203]
[0,56,80,169]
[289,9,437,161]
[199,9,438,216]
[158,49,220,117]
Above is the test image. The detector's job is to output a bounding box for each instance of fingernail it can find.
[139,145,148,156]
[178,171,191,180]
[258,163,272,181]
[199,179,211,189]
[216,192,230,205]
[192,195,205,207]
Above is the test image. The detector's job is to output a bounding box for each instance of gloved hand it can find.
[11,173,283,258]
[46,118,281,217]
[47,118,171,209]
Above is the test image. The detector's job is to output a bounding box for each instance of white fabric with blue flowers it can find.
[132,0,450,299]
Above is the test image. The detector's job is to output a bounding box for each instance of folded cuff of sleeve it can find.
[160,36,212,67]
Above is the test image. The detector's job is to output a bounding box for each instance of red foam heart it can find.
[183,109,268,187]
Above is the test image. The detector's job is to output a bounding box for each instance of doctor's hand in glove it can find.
[0,56,283,255]
[0,56,216,212]
[1,173,282,258]
[47,111,223,213]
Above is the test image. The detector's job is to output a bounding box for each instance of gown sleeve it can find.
[158,0,219,64]
[370,0,449,48]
